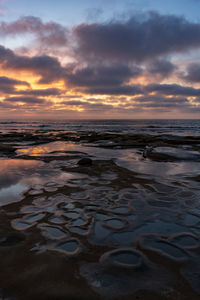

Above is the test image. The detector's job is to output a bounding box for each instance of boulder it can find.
[77,158,93,166]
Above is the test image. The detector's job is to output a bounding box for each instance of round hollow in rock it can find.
[100,248,144,269]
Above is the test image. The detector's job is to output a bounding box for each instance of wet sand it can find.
[0,130,200,299]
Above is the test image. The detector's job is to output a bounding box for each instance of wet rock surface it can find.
[0,130,200,299]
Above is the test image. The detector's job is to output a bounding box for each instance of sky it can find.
[0,0,200,119]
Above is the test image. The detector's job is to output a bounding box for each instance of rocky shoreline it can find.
[0,130,200,299]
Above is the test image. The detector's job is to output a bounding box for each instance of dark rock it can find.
[143,146,154,158]
[0,143,16,153]
[77,158,93,166]
[0,235,25,247]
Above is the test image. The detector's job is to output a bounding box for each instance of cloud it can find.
[0,76,30,93]
[145,83,200,96]
[1,42,199,117]
[6,55,63,84]
[146,59,176,78]
[4,96,48,104]
[0,45,63,84]
[0,16,68,47]
[0,45,142,90]
[61,100,86,106]
[84,81,200,99]
[182,63,200,83]
[73,12,200,63]
[81,102,114,111]
[2,12,200,66]
[61,100,113,110]
[85,85,142,95]
[0,101,16,109]
[133,95,190,107]
[66,64,142,88]
[1,9,200,119]
[85,7,104,22]
[0,45,13,62]
[19,88,62,96]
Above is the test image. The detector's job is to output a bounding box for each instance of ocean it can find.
[0,119,200,136]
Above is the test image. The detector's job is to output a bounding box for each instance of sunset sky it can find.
[0,0,200,119]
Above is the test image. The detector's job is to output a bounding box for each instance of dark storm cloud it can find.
[2,12,200,68]
[5,55,63,84]
[0,45,142,90]
[147,59,176,78]
[0,16,68,46]
[146,98,196,112]
[145,84,200,96]
[85,85,142,95]
[124,95,198,114]
[0,45,14,62]
[0,45,63,84]
[82,102,114,111]
[73,12,200,63]
[61,100,86,105]
[4,96,47,104]
[183,63,200,82]
[66,64,142,87]
[82,82,200,97]
[0,76,30,93]
[133,95,190,108]
[19,88,62,96]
